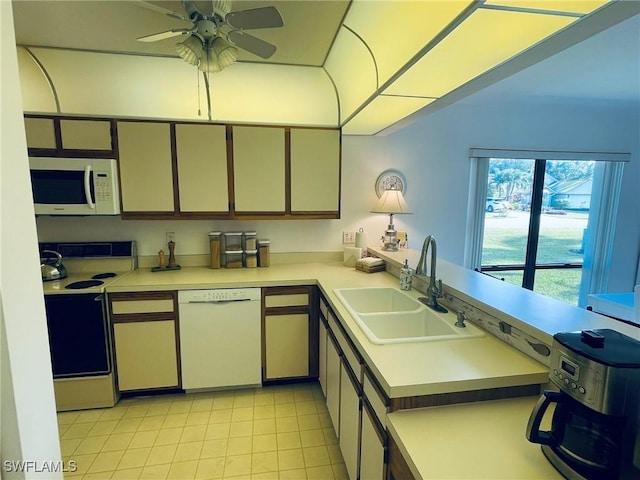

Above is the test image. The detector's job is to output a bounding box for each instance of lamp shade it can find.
[176,35,203,66]
[371,188,409,214]
[212,37,239,69]
[199,45,221,73]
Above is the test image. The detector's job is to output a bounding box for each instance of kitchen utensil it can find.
[41,250,68,281]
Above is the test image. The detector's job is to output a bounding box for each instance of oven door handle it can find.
[526,389,564,445]
[84,165,95,210]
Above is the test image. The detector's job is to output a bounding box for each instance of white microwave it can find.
[29,157,121,215]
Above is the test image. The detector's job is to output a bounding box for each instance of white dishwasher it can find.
[178,288,262,391]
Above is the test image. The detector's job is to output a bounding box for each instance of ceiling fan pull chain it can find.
[196,66,201,117]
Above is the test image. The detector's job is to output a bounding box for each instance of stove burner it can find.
[92,272,117,280]
[65,280,104,290]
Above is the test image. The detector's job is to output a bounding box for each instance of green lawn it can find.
[481,211,587,305]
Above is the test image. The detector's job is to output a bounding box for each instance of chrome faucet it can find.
[415,235,448,313]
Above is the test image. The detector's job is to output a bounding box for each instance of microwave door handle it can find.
[84,165,95,209]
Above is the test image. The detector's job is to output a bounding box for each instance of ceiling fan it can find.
[137,0,284,73]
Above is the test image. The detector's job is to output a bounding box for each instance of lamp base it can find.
[382,225,398,251]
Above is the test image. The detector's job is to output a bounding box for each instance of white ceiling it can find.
[11,1,640,128]
[12,1,350,66]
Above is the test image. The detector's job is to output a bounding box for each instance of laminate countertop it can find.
[107,261,550,399]
[387,396,562,479]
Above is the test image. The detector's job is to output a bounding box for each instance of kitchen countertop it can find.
[369,247,640,344]
[387,396,562,479]
[104,251,639,479]
[107,261,550,398]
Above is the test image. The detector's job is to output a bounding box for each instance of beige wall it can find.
[1,3,62,478]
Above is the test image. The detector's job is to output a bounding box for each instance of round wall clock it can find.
[375,169,407,198]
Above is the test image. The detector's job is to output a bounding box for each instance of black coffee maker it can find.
[526,329,640,480]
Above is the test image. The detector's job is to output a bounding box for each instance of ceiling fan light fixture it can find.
[212,37,239,69]
[199,46,221,73]
[176,34,203,66]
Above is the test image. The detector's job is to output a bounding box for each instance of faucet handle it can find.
[434,278,444,297]
[455,310,466,328]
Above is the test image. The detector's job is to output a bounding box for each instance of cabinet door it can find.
[117,121,174,212]
[290,128,340,213]
[339,361,361,480]
[319,318,327,397]
[326,332,341,436]
[360,400,386,480]
[232,126,285,212]
[175,123,229,213]
[264,313,309,379]
[24,117,56,149]
[113,320,179,391]
[60,119,112,151]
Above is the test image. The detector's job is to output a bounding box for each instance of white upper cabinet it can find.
[117,121,174,213]
[232,126,285,213]
[60,119,112,150]
[24,117,56,149]
[175,123,229,213]
[290,128,341,213]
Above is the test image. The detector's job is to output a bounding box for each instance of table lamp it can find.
[371,187,410,251]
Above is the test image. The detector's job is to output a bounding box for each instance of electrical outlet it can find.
[166,232,175,244]
[343,231,355,244]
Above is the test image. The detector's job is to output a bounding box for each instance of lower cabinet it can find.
[388,434,416,480]
[326,330,342,434]
[319,292,390,480]
[262,286,318,382]
[319,316,328,396]
[361,399,387,480]
[339,361,361,480]
[108,291,180,393]
[264,313,309,379]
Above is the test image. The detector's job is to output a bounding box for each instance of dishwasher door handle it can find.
[187,299,253,304]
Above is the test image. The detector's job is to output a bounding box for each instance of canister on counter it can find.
[258,239,270,267]
[223,232,243,252]
[225,251,243,269]
[208,231,222,269]
[243,231,257,251]
[245,250,258,268]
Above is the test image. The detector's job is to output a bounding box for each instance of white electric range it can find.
[40,241,137,411]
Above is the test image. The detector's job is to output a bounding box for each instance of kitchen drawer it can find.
[111,299,174,315]
[265,293,309,308]
[109,292,176,315]
[328,310,361,383]
[320,297,329,319]
[364,367,390,427]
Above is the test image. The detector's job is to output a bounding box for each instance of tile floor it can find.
[57,382,347,479]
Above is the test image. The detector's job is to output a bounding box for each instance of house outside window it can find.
[465,149,627,308]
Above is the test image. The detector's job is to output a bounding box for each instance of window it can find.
[465,149,627,307]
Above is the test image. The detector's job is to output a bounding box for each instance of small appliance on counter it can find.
[526,329,640,480]
[41,250,67,281]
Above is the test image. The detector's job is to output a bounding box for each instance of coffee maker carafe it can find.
[526,329,640,480]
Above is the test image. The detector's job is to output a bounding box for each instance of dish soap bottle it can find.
[400,259,412,291]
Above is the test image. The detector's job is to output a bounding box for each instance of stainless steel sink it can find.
[334,287,485,345]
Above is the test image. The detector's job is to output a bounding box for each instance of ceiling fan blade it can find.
[137,28,192,42]
[226,6,283,30]
[135,1,188,21]
[227,30,277,59]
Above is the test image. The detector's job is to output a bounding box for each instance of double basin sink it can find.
[334,287,484,345]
